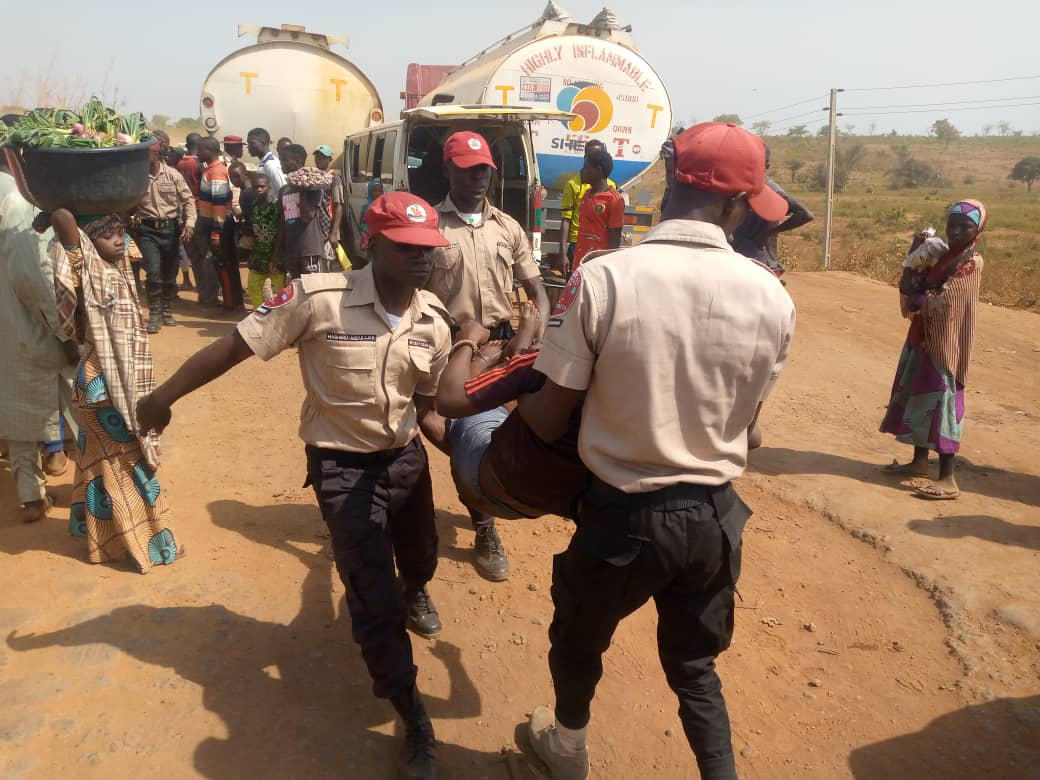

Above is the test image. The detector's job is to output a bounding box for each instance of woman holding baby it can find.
[880,199,988,500]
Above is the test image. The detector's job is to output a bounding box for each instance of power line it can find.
[743,94,828,121]
[842,100,1040,117]
[845,94,1040,111]
[845,74,1040,92]
[753,107,826,128]
[769,116,828,135]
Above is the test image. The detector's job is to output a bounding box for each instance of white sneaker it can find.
[528,706,590,780]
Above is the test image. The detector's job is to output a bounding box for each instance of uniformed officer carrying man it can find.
[517,122,797,780]
[425,130,551,581]
[137,192,454,780]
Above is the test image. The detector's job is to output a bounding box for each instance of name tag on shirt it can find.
[327,333,376,342]
[408,339,432,349]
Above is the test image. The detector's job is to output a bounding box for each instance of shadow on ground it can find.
[908,514,1040,552]
[6,499,503,779]
[752,447,1040,507]
[848,695,1040,779]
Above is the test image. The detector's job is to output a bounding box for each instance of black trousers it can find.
[305,438,438,699]
[217,219,243,309]
[549,477,750,780]
[137,223,181,300]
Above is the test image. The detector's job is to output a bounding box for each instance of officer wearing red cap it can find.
[221,134,244,166]
[136,191,455,780]
[424,130,551,581]
[517,122,796,780]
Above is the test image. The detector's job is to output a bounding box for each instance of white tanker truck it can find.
[415,4,672,191]
[199,24,383,160]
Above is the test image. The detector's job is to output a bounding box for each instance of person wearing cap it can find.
[424,130,551,583]
[517,122,796,780]
[132,140,197,332]
[731,146,814,277]
[221,134,245,167]
[136,191,454,780]
[314,144,345,261]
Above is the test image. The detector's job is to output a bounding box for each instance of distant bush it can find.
[875,206,908,226]
[888,155,943,189]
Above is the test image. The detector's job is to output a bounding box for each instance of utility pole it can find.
[821,88,843,269]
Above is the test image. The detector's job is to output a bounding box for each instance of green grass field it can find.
[634,134,1040,309]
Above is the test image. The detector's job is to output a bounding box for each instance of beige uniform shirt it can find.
[136,163,196,228]
[535,219,796,493]
[237,265,451,453]
[425,196,541,327]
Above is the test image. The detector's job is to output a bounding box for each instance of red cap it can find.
[222,134,243,145]
[365,192,450,248]
[672,123,788,221]
[443,131,497,170]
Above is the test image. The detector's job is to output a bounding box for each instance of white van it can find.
[341,105,572,265]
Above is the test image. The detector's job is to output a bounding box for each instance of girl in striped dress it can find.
[880,200,987,500]
[45,209,182,571]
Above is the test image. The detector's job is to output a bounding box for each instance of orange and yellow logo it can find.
[556,83,613,134]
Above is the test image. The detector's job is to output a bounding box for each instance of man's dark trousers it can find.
[305,438,438,699]
[548,475,750,780]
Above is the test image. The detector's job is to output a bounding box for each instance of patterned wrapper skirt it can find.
[879,344,965,455]
[68,347,180,572]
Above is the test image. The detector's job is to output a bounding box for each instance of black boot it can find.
[473,515,509,582]
[146,286,162,334]
[161,288,177,326]
[403,582,442,638]
[390,684,436,780]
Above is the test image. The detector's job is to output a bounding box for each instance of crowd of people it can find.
[0,116,989,780]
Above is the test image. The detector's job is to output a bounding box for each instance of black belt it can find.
[140,218,178,230]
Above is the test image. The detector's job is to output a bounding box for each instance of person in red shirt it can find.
[175,132,202,200]
[572,148,625,268]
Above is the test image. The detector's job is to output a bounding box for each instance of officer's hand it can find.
[458,319,491,346]
[61,340,80,367]
[181,225,195,244]
[137,393,172,435]
[32,212,52,234]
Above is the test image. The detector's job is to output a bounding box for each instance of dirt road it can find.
[1,270,1037,779]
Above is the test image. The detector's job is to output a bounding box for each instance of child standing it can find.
[572,147,625,269]
[246,174,284,307]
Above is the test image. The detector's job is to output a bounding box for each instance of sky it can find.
[3,0,1039,137]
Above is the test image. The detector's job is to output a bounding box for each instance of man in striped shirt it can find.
[193,137,231,306]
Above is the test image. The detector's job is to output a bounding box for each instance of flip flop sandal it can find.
[914,485,960,501]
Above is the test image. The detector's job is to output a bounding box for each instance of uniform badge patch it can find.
[263,284,295,310]
[408,339,432,349]
[594,203,606,214]
[550,269,582,322]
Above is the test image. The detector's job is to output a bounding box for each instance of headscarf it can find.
[80,214,122,239]
[924,199,988,289]
[366,178,382,203]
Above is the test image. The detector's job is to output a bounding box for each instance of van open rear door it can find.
[403,106,576,263]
